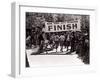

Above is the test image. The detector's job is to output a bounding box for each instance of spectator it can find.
[59,34,65,52]
[70,32,76,52]
[64,32,71,51]
[54,34,60,52]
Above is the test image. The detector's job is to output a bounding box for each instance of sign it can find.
[45,20,81,32]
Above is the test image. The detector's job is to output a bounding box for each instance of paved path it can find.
[26,47,84,67]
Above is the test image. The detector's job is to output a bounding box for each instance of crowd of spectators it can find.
[26,29,89,64]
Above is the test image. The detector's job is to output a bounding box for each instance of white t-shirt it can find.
[60,35,65,41]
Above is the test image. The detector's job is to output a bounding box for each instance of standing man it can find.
[38,31,45,54]
[65,32,71,51]
[59,33,65,52]
[70,32,75,52]
[54,33,59,52]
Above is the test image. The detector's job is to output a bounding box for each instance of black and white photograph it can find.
[25,12,90,67]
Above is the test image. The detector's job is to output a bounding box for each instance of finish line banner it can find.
[45,20,81,32]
